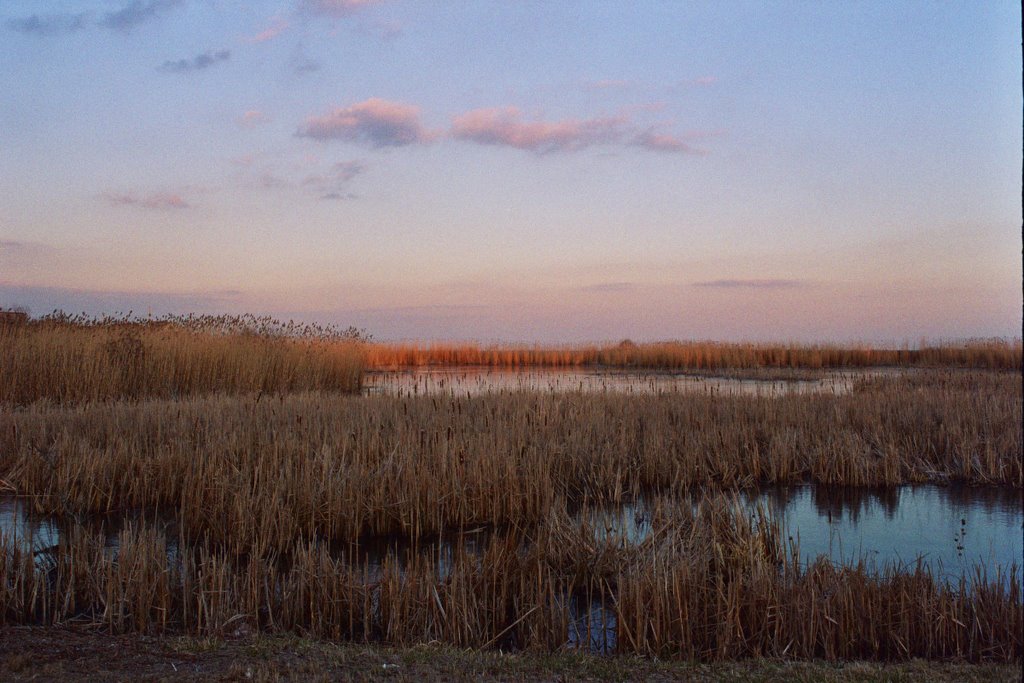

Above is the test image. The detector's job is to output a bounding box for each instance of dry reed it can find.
[1,371,1018,551]
[0,313,364,405]
[1,496,1019,661]
[1,318,1019,662]
[365,339,1022,371]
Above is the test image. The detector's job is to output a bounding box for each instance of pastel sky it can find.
[1,1,1020,343]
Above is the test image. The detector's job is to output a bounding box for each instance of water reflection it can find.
[583,485,1022,580]
[330,527,492,582]
[2,484,1020,653]
[0,497,60,554]
[758,485,901,524]
[4,485,1019,578]
[769,484,1023,577]
[566,592,616,655]
[5,485,1019,580]
[362,368,890,398]
[0,498,179,566]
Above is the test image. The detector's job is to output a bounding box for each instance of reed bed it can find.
[1,496,1019,661]
[1,371,1019,552]
[0,313,365,405]
[1,321,1019,661]
[366,339,1022,370]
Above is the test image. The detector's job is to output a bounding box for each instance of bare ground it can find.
[0,627,1019,682]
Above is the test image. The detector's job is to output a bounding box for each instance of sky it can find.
[1,1,1021,343]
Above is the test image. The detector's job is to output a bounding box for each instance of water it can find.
[764,485,1022,578]
[362,367,891,397]
[0,497,178,560]
[5,485,1018,579]
[3,484,1019,652]
[582,485,1023,580]
[0,497,59,552]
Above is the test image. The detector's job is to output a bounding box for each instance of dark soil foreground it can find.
[0,628,1019,682]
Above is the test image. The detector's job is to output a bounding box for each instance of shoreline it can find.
[1,628,1019,682]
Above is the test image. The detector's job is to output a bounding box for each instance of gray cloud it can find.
[633,130,705,155]
[0,239,57,259]
[579,282,635,292]
[102,191,190,210]
[159,49,230,73]
[298,0,382,18]
[290,43,321,75]
[692,279,805,289]
[294,59,321,74]
[303,160,366,199]
[257,173,290,189]
[5,13,89,36]
[584,79,633,90]
[99,0,182,32]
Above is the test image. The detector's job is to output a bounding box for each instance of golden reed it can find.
[0,313,364,405]
[0,496,1019,661]
[365,339,1022,370]
[2,372,1018,549]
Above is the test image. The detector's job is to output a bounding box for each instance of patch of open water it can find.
[3,484,1019,653]
[4,485,1018,579]
[581,484,1022,579]
[361,367,899,397]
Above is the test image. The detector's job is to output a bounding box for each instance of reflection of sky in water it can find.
[581,485,1022,580]
[330,528,491,582]
[363,368,887,397]
[566,593,616,655]
[0,499,179,567]
[2,485,1019,655]
[768,485,1023,580]
[0,497,60,551]
[3,485,1020,583]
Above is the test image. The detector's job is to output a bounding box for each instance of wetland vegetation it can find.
[0,314,1021,667]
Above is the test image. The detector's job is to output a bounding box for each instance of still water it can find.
[582,484,1022,579]
[4,485,1018,579]
[362,367,892,397]
[3,484,1018,653]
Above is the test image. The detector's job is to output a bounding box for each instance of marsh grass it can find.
[0,496,1019,661]
[1,371,1019,550]
[0,313,365,405]
[0,317,1020,663]
[366,339,1022,371]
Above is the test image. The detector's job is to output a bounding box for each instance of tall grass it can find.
[1,496,1019,661]
[365,339,1022,370]
[0,313,365,405]
[2,371,1018,550]
[1,314,1019,661]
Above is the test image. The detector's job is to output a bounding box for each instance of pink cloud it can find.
[451,107,625,153]
[246,18,288,43]
[297,98,433,147]
[238,110,269,127]
[102,191,190,210]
